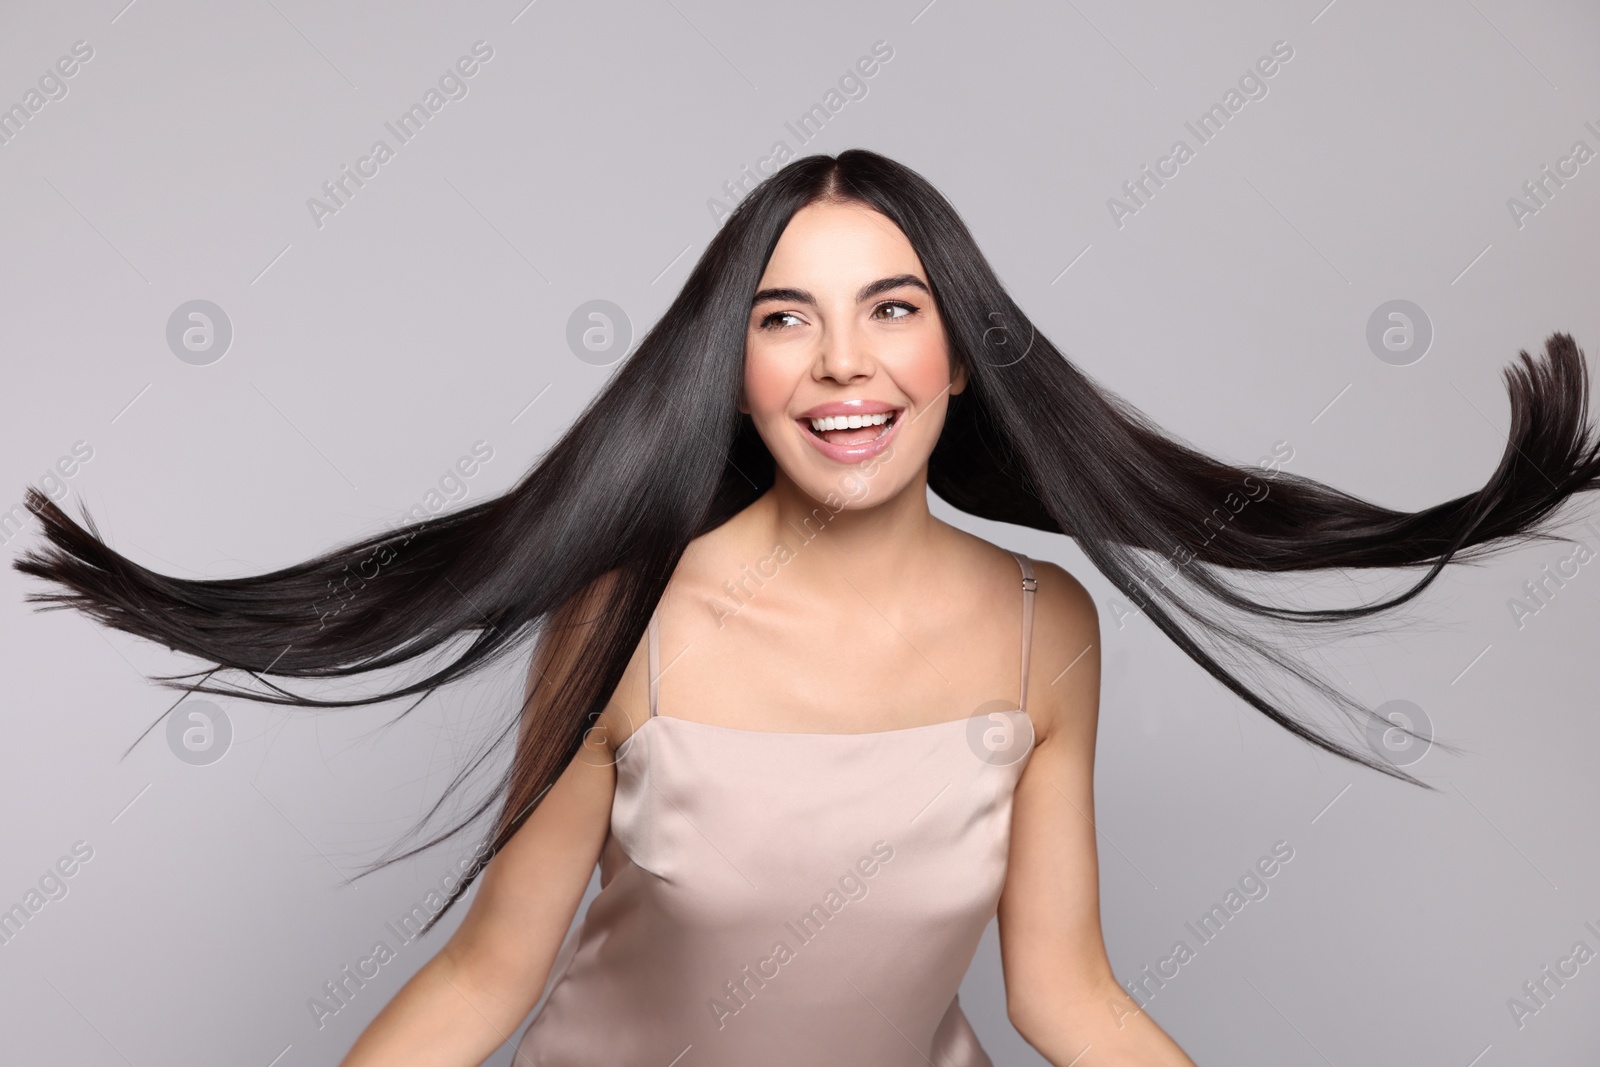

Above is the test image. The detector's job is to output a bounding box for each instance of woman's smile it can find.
[795,399,905,463]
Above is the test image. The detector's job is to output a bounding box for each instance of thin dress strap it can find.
[1011,551,1036,713]
[646,607,660,719]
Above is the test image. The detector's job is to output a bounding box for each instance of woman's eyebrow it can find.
[750,274,931,309]
[857,274,930,303]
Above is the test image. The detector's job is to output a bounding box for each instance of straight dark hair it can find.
[16,149,1600,934]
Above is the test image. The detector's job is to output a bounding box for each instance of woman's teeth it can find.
[809,412,893,433]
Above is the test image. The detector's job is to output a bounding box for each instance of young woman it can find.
[16,149,1599,1066]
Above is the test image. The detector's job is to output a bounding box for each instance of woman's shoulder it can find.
[1025,556,1097,634]
[940,526,1095,617]
[941,528,1100,742]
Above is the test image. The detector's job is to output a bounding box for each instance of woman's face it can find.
[741,199,966,510]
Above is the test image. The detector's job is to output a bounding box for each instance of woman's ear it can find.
[950,358,969,396]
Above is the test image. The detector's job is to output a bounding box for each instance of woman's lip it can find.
[796,407,904,465]
[797,399,900,418]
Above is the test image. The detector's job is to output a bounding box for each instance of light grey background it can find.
[2,1,1598,1064]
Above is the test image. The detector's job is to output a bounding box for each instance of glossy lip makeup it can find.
[795,398,905,464]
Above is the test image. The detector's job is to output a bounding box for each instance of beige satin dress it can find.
[514,553,1039,1065]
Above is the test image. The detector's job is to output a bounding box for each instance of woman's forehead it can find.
[759,202,923,292]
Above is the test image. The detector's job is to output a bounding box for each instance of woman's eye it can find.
[874,301,918,321]
[759,311,803,330]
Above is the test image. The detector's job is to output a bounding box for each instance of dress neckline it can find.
[613,706,1032,763]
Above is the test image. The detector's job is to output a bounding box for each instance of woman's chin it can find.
[778,465,914,513]
[759,425,924,510]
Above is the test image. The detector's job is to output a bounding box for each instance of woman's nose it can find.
[816,326,873,383]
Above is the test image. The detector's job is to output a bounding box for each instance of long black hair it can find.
[15,149,1600,933]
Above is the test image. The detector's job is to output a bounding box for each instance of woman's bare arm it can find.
[999,562,1197,1067]
[338,584,641,1066]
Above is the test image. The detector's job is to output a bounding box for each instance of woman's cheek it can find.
[742,346,792,421]
[898,341,957,414]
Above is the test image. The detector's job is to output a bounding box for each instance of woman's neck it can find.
[746,466,948,592]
